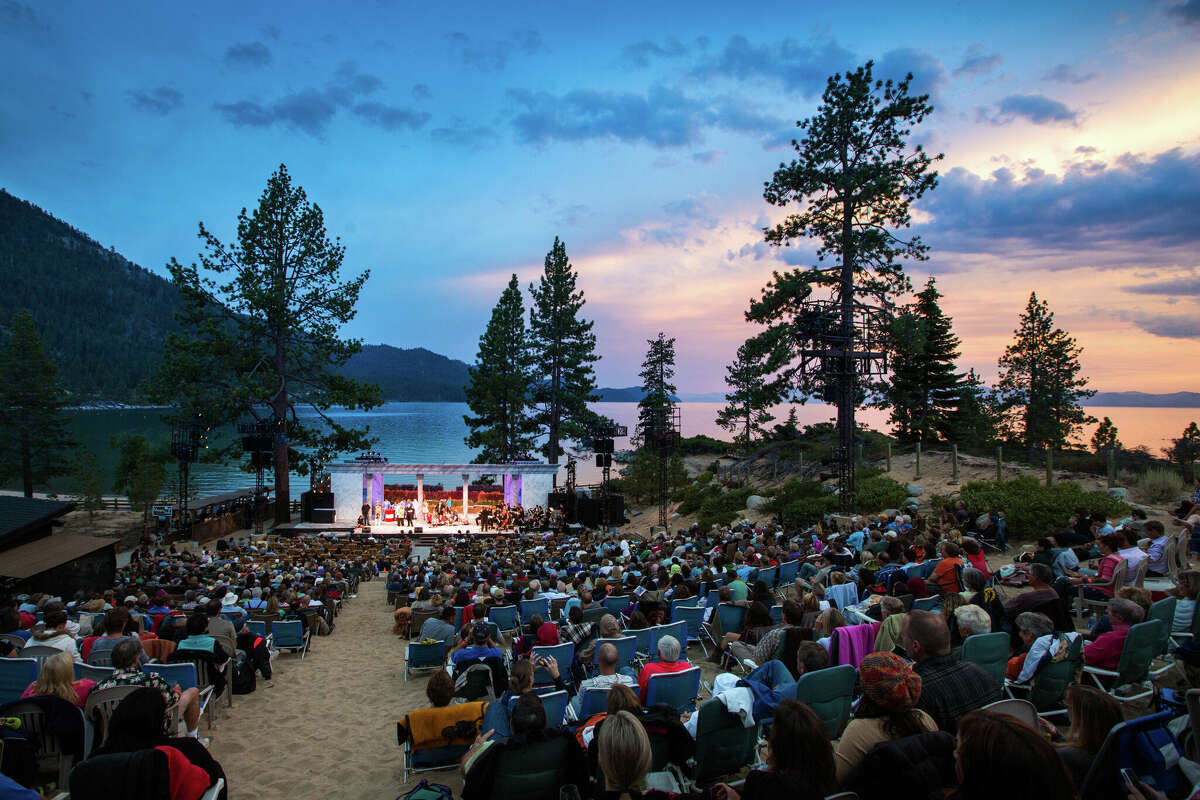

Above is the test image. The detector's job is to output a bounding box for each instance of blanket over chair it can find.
[398,701,487,750]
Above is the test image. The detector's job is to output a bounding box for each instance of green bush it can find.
[854,475,908,514]
[946,476,1129,540]
[1134,467,1186,504]
[764,478,836,528]
[677,435,732,456]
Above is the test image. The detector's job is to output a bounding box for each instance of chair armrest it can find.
[1081,665,1119,677]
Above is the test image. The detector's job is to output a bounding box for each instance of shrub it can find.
[948,476,1129,541]
[764,478,836,528]
[1134,467,1186,504]
[676,435,732,456]
[854,475,908,515]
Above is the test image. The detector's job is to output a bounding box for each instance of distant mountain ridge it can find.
[337,344,468,402]
[1086,391,1200,407]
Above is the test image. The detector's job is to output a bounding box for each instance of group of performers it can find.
[356,498,559,533]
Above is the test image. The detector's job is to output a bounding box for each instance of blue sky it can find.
[2,0,1198,392]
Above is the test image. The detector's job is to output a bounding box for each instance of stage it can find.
[271,520,522,538]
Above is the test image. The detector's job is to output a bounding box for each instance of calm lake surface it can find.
[57,402,1200,501]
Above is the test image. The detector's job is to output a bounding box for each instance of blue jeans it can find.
[798,563,819,579]
[746,660,795,696]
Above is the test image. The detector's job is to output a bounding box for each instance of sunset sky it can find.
[2,0,1198,393]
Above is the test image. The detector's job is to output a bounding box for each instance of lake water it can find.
[56,402,1200,501]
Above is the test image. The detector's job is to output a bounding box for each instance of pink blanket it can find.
[833,622,882,669]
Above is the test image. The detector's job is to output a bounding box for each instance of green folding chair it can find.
[793,664,856,739]
[961,632,1010,690]
[691,700,758,786]
[1083,619,1165,704]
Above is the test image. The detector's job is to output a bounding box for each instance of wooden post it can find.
[996,446,1002,481]
[915,443,922,480]
[950,444,959,485]
[1046,449,1054,487]
[886,441,892,472]
[1107,449,1116,489]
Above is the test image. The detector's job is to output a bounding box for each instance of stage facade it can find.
[327,460,560,525]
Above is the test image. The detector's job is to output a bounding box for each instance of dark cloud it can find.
[918,148,1200,253]
[1124,276,1200,295]
[506,85,787,148]
[985,93,1080,125]
[1075,145,1098,154]
[268,89,339,136]
[352,102,430,131]
[430,124,498,147]
[874,48,947,102]
[1132,313,1200,338]
[331,61,382,99]
[224,41,272,69]
[444,29,545,71]
[1042,63,1097,84]
[691,149,726,165]
[1168,0,1200,24]
[127,86,183,115]
[213,100,274,128]
[953,44,1002,77]
[621,38,689,68]
[412,83,432,101]
[692,35,855,98]
[261,25,280,41]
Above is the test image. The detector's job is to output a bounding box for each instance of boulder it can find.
[1108,487,1128,501]
[670,512,681,520]
[882,508,900,518]
[905,483,924,497]
[746,495,767,511]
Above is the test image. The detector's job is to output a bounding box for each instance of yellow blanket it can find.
[401,702,487,750]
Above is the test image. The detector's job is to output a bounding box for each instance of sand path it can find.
[208,578,435,800]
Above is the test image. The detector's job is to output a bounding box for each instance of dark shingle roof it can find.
[0,496,76,547]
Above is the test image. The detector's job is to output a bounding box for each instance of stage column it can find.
[462,474,470,523]
[416,474,424,507]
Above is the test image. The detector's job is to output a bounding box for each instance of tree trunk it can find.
[21,436,32,498]
[273,326,291,525]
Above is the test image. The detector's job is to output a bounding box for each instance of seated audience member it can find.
[88,608,141,666]
[1085,585,1150,641]
[953,709,1075,800]
[835,651,936,782]
[743,641,828,697]
[21,651,95,709]
[953,604,992,643]
[450,622,503,670]
[637,635,691,704]
[29,607,81,663]
[1057,534,1125,600]
[961,568,1005,632]
[928,542,965,594]
[1006,612,1078,684]
[460,692,587,800]
[95,687,225,797]
[960,539,989,575]
[901,610,1000,733]
[726,699,837,800]
[873,596,907,653]
[1083,597,1142,672]
[425,669,455,708]
[419,605,458,643]
[750,600,805,666]
[1042,684,1125,790]
[97,639,204,738]
[1116,532,1148,583]
[204,599,238,658]
[1143,521,1172,577]
[175,613,233,661]
[596,708,713,800]
[1002,563,1060,618]
[570,642,638,718]
[1171,570,1200,634]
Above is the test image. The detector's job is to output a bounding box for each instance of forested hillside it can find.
[336,344,469,401]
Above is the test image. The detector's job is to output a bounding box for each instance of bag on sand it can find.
[397,779,453,800]
[231,656,257,695]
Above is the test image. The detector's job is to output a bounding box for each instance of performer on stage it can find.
[405,500,415,527]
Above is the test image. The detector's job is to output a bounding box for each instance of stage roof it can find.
[0,533,119,579]
[328,462,559,476]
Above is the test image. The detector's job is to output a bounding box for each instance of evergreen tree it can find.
[110,433,166,530]
[0,309,74,496]
[528,237,600,464]
[463,275,537,463]
[1091,417,1122,454]
[947,369,998,449]
[621,448,688,503]
[1164,421,1200,466]
[150,165,381,524]
[637,332,678,441]
[772,408,802,441]
[72,447,107,520]
[716,339,778,454]
[884,278,962,445]
[996,292,1095,455]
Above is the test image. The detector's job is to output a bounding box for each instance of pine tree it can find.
[150,165,381,524]
[716,339,778,454]
[637,332,678,441]
[1091,417,1122,454]
[997,292,1095,455]
[884,278,962,445]
[528,237,600,464]
[72,447,107,520]
[947,369,998,449]
[1164,422,1200,466]
[0,309,74,496]
[463,275,538,463]
[110,433,167,530]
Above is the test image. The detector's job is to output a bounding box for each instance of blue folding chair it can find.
[714,604,746,639]
[405,640,447,681]
[143,662,215,728]
[579,687,612,717]
[777,560,800,586]
[245,620,268,638]
[602,595,630,615]
[531,643,574,685]
[912,597,941,612]
[649,622,688,661]
[590,637,637,671]
[826,583,858,611]
[489,605,519,636]
[768,605,784,624]
[757,566,778,588]
[630,627,654,660]
[705,590,721,609]
[669,606,709,657]
[272,619,310,658]
[645,667,702,713]
[509,689,569,728]
[519,597,550,624]
[74,663,115,683]
[0,658,37,706]
[451,606,469,634]
[670,597,700,614]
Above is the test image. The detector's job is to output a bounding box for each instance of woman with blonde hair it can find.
[20,651,96,709]
[597,710,652,798]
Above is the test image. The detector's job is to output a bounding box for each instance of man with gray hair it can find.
[1084,597,1143,672]
[954,604,992,640]
[636,635,691,704]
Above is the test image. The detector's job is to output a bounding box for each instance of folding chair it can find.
[404,640,447,681]
[590,637,637,672]
[645,666,702,713]
[690,699,758,787]
[982,698,1038,728]
[602,595,630,615]
[490,735,573,797]
[826,583,858,611]
[530,642,574,685]
[1143,536,1178,592]
[1146,596,1177,680]
[523,688,568,727]
[397,702,486,783]
[0,698,85,788]
[143,662,215,729]
[756,566,778,589]
[912,597,941,612]
[15,645,60,670]
[578,686,612,717]
[669,607,709,657]
[0,658,37,706]
[1078,710,1186,800]
[1075,559,1128,628]
[409,608,438,638]
[768,605,783,624]
[519,597,550,624]
[488,605,519,637]
[1082,618,1165,704]
[961,632,1010,690]
[73,663,115,683]
[649,622,688,661]
[271,619,310,658]
[776,560,800,589]
[0,633,27,652]
[1005,635,1082,718]
[83,685,140,750]
[791,663,856,739]
[630,627,655,661]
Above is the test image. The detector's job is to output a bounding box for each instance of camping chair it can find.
[709,604,747,642]
[581,604,609,624]
[83,685,140,752]
[508,688,569,727]
[451,606,469,634]
[143,662,215,729]
[73,663,115,683]
[590,637,638,673]
[1143,537,1179,592]
[397,701,487,783]
[0,697,85,788]
[1131,558,1150,589]
[271,619,310,658]
[530,643,574,685]
[86,647,114,667]
[961,632,1010,690]
[645,666,702,713]
[776,560,800,594]
[649,622,688,661]
[16,645,60,670]
[689,699,758,787]
[1171,595,1200,649]
[912,597,941,612]
[826,583,858,610]
[488,605,519,637]
[981,698,1038,729]
[1083,618,1165,704]
[791,663,856,739]
[1005,635,1082,717]
[404,640,447,681]
[0,658,37,706]
[0,633,25,652]
[140,638,177,662]
[1075,559,1128,628]
[490,734,574,800]
[1146,596,1177,680]
[630,627,655,661]
[519,597,550,624]
[602,595,630,615]
[757,566,778,589]
[669,607,709,658]
[578,687,612,717]
[768,605,783,624]
[550,597,568,623]
[409,608,439,639]
[1078,710,1186,800]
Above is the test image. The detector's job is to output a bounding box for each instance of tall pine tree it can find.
[463,275,538,463]
[637,332,678,440]
[997,292,1095,455]
[0,309,74,496]
[947,369,998,449]
[884,278,962,445]
[528,237,600,465]
[716,338,778,454]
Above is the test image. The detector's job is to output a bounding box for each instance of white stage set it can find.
[327,460,559,535]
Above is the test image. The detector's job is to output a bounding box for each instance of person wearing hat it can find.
[450,620,503,669]
[834,651,936,781]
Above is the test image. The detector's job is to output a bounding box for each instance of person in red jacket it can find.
[636,635,691,703]
[1063,534,1126,600]
[1083,597,1143,672]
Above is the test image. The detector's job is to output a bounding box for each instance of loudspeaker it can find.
[362,526,371,533]
[595,454,612,468]
[596,438,614,454]
[414,526,423,534]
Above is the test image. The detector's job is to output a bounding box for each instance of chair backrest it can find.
[537,689,569,728]
[793,664,857,739]
[1116,619,1166,685]
[451,606,468,633]
[74,663,115,683]
[897,594,914,612]
[2,699,69,770]
[1079,710,1184,800]
[1147,597,1177,655]
[1028,635,1082,711]
[693,699,758,785]
[488,605,519,632]
[17,645,60,669]
[143,662,198,691]
[520,597,550,622]
[716,604,746,636]
[530,643,574,685]
[140,638,176,663]
[826,583,858,610]
[912,597,941,612]
[83,685,141,747]
[490,736,571,800]
[272,619,305,647]
[0,633,27,651]
[0,657,38,706]
[704,590,720,609]
[410,607,439,634]
[407,640,447,670]
[757,566,778,588]
[777,560,800,586]
[1109,558,1129,590]
[1163,536,1179,581]
[982,698,1038,729]
[645,666,701,713]
[602,595,630,614]
[591,637,637,669]
[649,622,688,658]
[669,607,704,642]
[550,597,568,622]
[579,687,611,717]
[630,626,654,658]
[86,646,114,667]
[245,620,268,638]
[1131,557,1149,588]
[960,632,1010,689]
[581,604,609,624]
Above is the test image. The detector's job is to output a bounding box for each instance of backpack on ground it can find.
[231,655,257,694]
[397,778,453,800]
